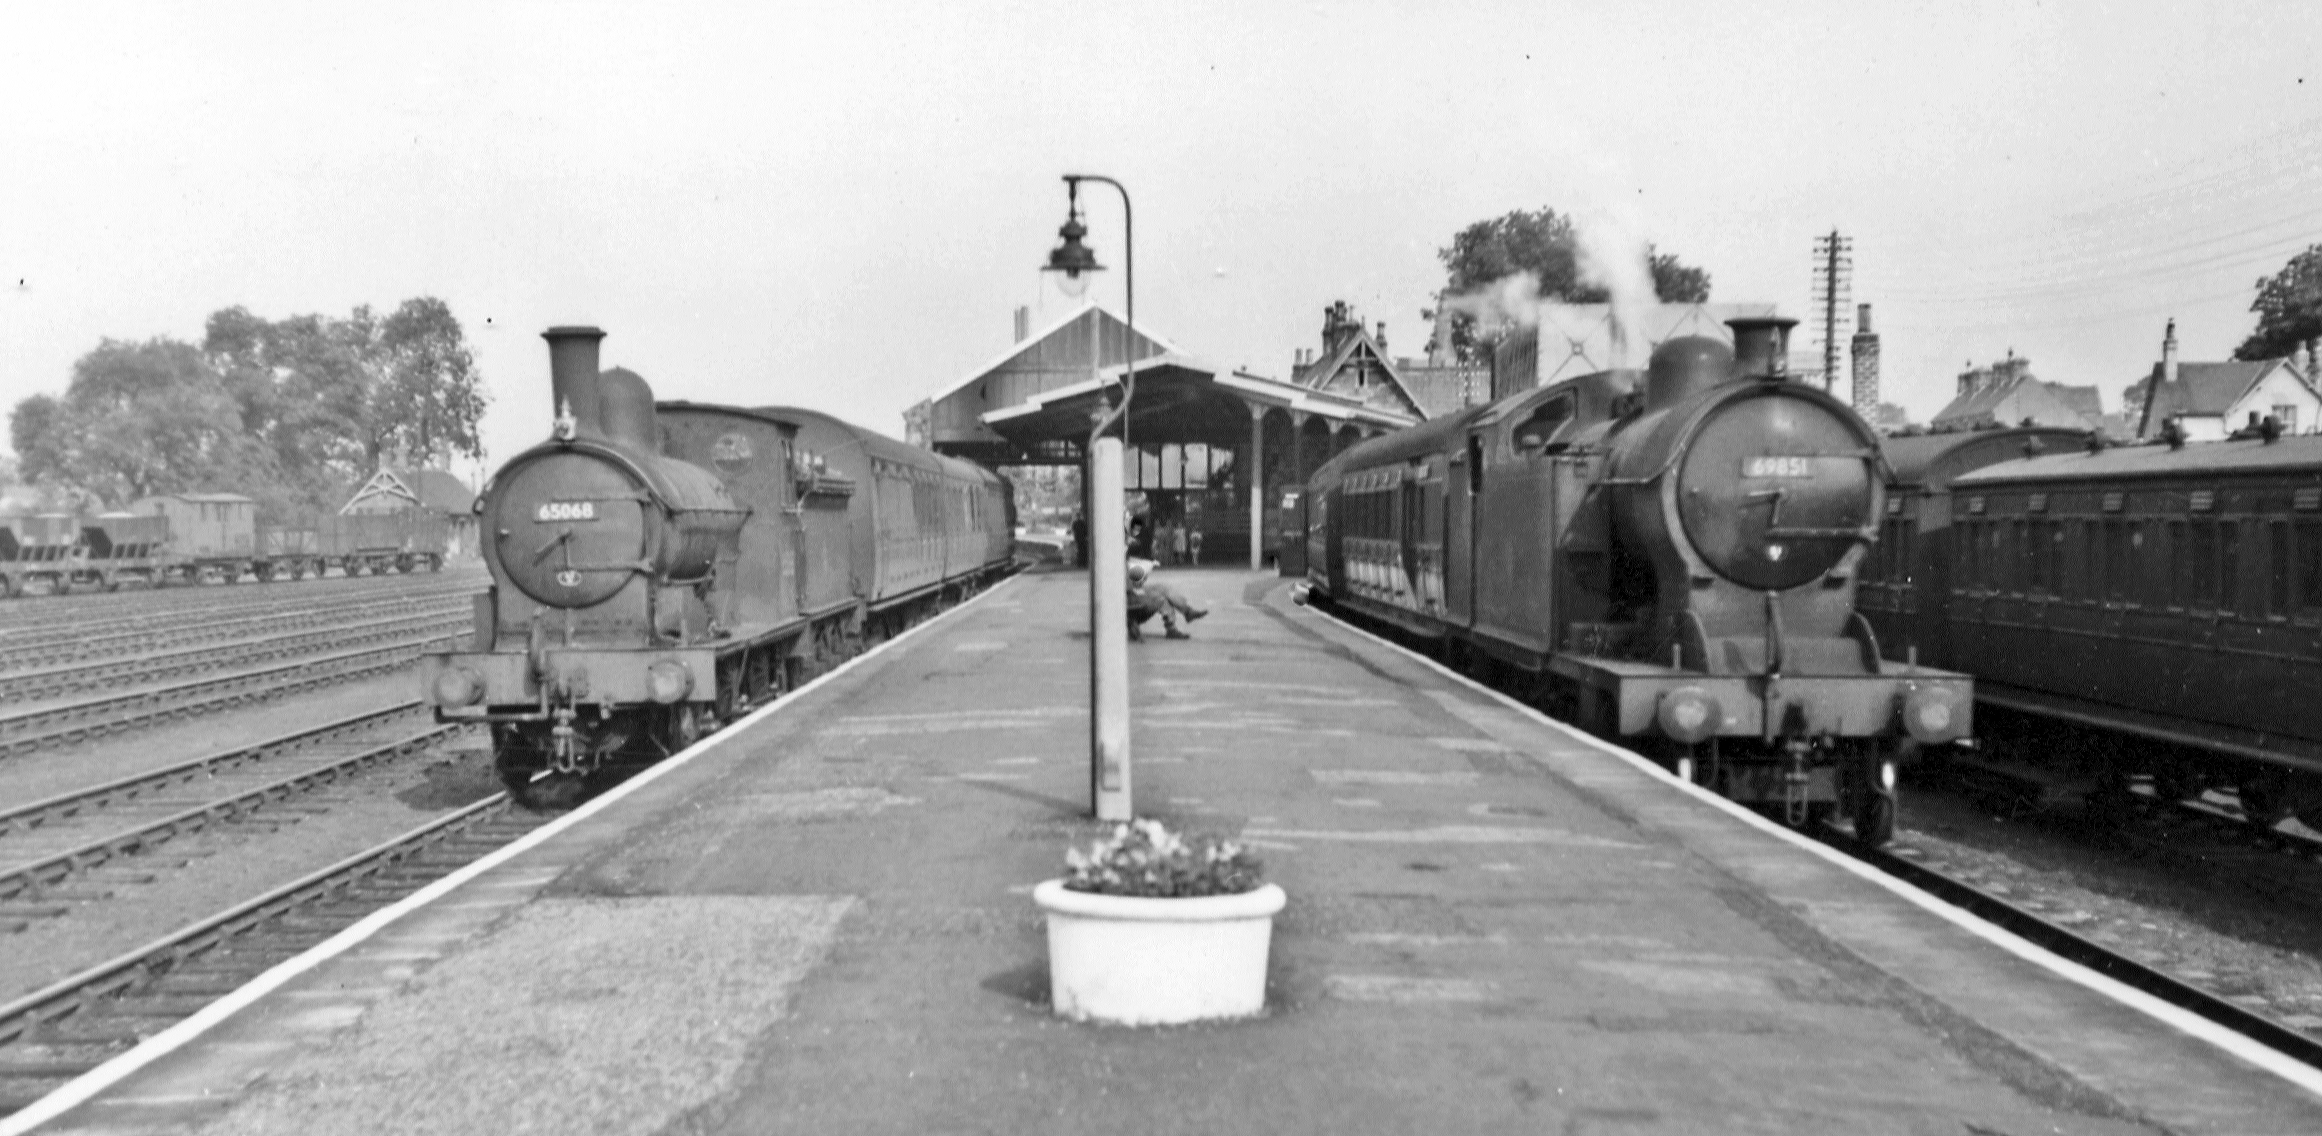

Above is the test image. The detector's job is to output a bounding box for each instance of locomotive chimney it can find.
[544,326,607,439]
[1728,316,1799,382]
[598,366,660,451]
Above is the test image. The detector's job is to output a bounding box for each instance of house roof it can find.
[1291,326,1427,418]
[2047,383,2103,420]
[2138,360,2286,420]
[1929,373,2094,431]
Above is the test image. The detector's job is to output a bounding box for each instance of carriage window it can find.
[2079,520,2100,600]
[1512,396,1575,451]
[2007,520,2026,593]
[2301,521,2322,613]
[2169,521,2195,608]
[2271,521,2291,616]
[2102,521,2125,602]
[2218,523,2240,614]
[2190,521,2219,609]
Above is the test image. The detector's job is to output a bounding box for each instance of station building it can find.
[909,301,1423,567]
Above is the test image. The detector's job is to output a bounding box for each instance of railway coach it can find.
[1301,318,1973,844]
[419,326,1015,808]
[1887,422,2322,828]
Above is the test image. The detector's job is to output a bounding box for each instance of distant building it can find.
[2130,319,2322,441]
[1929,352,2104,434]
[1281,300,1485,418]
[1866,402,1914,434]
[342,465,479,557]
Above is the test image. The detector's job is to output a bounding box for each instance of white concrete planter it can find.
[1033,879,1286,1026]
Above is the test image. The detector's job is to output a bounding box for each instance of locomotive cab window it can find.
[1512,395,1575,454]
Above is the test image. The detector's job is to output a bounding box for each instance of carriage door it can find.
[1442,434,1484,627]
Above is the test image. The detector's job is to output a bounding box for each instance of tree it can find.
[1425,207,1713,363]
[14,337,270,506]
[8,296,485,518]
[373,297,487,469]
[2236,244,2322,372]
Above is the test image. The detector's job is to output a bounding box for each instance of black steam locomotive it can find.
[421,326,1016,807]
[1302,318,1972,844]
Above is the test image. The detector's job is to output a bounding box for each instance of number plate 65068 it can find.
[536,501,597,522]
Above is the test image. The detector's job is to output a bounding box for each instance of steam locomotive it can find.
[1301,318,1972,844]
[420,326,1016,807]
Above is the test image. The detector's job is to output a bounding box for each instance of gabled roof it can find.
[2047,383,2103,420]
[2138,360,2288,419]
[342,468,476,515]
[1930,373,2094,431]
[925,300,1182,407]
[1291,326,1426,419]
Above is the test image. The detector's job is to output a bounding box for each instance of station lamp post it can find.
[1044,174,1133,821]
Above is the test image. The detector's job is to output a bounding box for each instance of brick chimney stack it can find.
[2162,317,2179,388]
[1849,303,1880,417]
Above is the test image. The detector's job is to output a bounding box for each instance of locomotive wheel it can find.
[1852,791,1896,847]
[664,704,707,752]
[2148,767,2203,805]
[2238,775,2294,828]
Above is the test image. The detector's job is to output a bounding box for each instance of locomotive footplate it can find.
[1545,654,1973,759]
[421,647,719,717]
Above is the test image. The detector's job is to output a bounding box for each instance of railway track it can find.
[0,628,465,758]
[0,794,544,1114]
[0,702,453,907]
[0,583,480,671]
[0,567,478,626]
[0,576,480,645]
[1849,831,2322,1067]
[0,608,471,704]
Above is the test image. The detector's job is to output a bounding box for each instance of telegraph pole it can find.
[1812,230,1853,396]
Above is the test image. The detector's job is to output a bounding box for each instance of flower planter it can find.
[1033,879,1287,1025]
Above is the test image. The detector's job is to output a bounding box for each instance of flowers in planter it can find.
[1063,818,1263,898]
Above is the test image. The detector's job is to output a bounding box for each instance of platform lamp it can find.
[1044,173,1133,822]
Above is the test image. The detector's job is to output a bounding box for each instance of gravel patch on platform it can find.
[197,896,855,1136]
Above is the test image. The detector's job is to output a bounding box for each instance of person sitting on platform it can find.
[1126,558,1207,641]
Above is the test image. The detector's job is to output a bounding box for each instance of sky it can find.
[4,0,2319,486]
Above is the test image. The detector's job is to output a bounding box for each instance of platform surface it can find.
[26,568,2322,1135]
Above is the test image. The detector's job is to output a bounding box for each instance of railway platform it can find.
[14,567,2322,1135]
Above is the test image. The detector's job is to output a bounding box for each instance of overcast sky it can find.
[4,1,2319,478]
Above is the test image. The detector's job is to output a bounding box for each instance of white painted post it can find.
[1248,406,1264,570]
[1089,435,1131,820]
